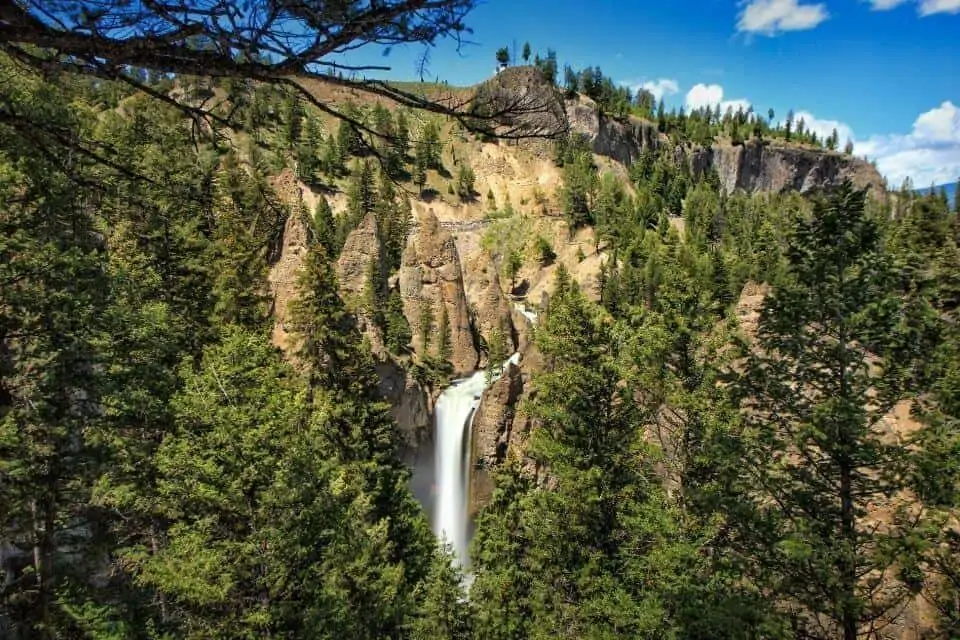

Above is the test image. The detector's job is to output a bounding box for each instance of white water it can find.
[513,301,538,325]
[433,352,521,568]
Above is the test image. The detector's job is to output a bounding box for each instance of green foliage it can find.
[339,158,377,250]
[736,181,923,639]
[4,40,960,640]
[385,287,413,355]
[534,235,556,266]
[309,193,338,256]
[559,136,598,232]
[504,249,524,290]
[485,326,510,385]
[456,162,476,200]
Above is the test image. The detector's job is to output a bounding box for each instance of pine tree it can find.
[521,42,532,63]
[437,302,452,364]
[384,287,413,355]
[456,162,476,200]
[737,181,920,639]
[394,109,410,160]
[281,92,302,148]
[484,326,509,385]
[409,549,473,640]
[309,193,338,256]
[209,160,270,328]
[340,158,377,248]
[504,249,524,291]
[0,74,115,635]
[413,152,428,196]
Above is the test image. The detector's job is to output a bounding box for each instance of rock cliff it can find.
[267,208,309,352]
[399,209,479,376]
[469,361,525,514]
[565,97,659,166]
[472,264,518,360]
[267,192,431,444]
[565,101,886,198]
[336,212,388,357]
[691,140,886,199]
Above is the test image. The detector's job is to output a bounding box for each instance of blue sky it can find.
[337,0,959,187]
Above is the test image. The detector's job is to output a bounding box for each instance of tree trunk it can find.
[840,463,857,640]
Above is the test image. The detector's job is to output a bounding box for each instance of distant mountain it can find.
[915,181,957,208]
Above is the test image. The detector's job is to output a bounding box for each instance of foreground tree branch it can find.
[0,0,567,141]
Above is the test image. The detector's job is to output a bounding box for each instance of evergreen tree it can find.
[456,162,476,200]
[485,326,509,385]
[0,90,111,635]
[340,158,377,248]
[737,181,920,639]
[281,92,302,148]
[409,549,473,640]
[209,158,271,328]
[309,193,338,256]
[385,287,413,355]
[472,269,678,638]
[437,303,452,364]
[504,249,524,291]
[394,109,410,161]
[560,145,598,231]
[413,153,428,196]
[521,42,532,63]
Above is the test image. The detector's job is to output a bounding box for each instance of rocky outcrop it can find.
[376,360,432,448]
[267,210,309,352]
[336,212,382,303]
[566,97,659,166]
[565,98,886,198]
[399,209,479,376]
[336,212,388,357]
[268,200,429,441]
[470,361,525,514]
[692,140,886,198]
[473,264,518,360]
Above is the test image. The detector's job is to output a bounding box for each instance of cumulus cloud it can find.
[789,111,857,147]
[685,83,751,113]
[855,101,960,188]
[737,0,829,35]
[866,0,960,15]
[641,79,680,101]
[620,78,680,102]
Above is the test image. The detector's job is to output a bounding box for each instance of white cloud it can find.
[642,79,680,101]
[855,101,960,188]
[685,83,752,113]
[737,0,829,35]
[866,0,960,15]
[620,78,679,102]
[790,111,857,146]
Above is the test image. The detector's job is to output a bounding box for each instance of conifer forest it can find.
[1,1,959,638]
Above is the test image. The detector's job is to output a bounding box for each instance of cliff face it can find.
[267,208,309,352]
[470,361,525,514]
[472,264,519,361]
[336,212,388,357]
[566,104,886,198]
[399,209,479,376]
[565,98,659,166]
[691,141,886,199]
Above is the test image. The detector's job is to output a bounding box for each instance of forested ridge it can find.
[2,25,960,640]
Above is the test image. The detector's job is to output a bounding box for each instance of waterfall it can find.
[513,301,538,325]
[433,353,521,568]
